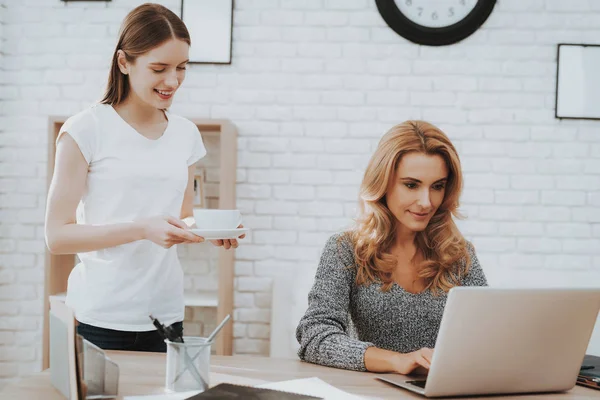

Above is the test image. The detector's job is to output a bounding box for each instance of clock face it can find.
[393,0,478,29]
[376,0,496,46]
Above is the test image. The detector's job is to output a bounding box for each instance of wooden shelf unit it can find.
[42,116,237,369]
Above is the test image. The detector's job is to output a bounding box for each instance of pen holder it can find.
[165,337,213,393]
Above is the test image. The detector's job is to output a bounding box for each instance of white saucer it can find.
[190,228,248,240]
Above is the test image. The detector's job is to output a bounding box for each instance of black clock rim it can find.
[375,0,496,46]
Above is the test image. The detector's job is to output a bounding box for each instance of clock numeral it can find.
[432,11,438,20]
[459,0,466,5]
[417,7,423,16]
[405,0,412,6]
[448,7,454,17]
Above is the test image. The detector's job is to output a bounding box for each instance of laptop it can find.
[376,287,600,397]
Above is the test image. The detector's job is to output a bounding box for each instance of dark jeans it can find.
[77,321,183,353]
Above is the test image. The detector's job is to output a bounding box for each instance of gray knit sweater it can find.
[296,233,488,371]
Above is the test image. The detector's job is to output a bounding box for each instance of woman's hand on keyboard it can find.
[393,347,434,375]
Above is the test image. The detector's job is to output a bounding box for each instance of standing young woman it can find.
[296,121,487,374]
[44,3,241,352]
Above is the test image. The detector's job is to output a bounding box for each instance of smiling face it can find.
[117,38,189,109]
[386,152,449,237]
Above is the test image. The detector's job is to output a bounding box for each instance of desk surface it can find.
[1,351,598,400]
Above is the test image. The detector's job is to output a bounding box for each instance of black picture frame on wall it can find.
[181,0,233,64]
[555,43,600,121]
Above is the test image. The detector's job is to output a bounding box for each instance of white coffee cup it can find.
[192,209,242,230]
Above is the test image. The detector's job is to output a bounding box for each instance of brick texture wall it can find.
[1,0,600,386]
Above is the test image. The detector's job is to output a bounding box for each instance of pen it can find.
[206,314,231,343]
[149,315,184,343]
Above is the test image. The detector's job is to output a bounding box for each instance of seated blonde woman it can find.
[296,121,487,376]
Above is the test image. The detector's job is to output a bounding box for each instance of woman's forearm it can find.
[364,347,403,373]
[365,347,431,375]
[45,221,145,255]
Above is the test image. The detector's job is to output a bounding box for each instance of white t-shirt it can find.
[58,103,206,331]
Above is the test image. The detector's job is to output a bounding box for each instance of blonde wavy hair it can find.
[350,120,471,295]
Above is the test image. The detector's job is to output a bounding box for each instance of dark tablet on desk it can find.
[578,354,600,390]
[185,383,322,399]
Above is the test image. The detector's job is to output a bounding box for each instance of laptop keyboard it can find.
[406,379,427,388]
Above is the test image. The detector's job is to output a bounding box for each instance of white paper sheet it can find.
[258,377,365,400]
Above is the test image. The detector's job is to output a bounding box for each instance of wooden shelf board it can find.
[49,291,218,308]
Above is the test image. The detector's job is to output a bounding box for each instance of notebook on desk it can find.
[124,384,321,400]
[185,383,321,399]
[377,287,600,398]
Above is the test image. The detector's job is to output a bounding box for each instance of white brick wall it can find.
[0,1,4,74]
[1,0,600,385]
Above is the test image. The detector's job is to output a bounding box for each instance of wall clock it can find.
[375,0,496,46]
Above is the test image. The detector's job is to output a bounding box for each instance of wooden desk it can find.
[1,351,598,400]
